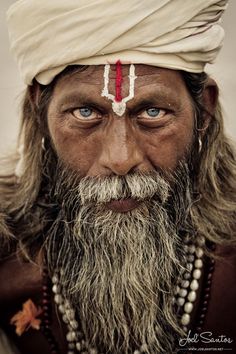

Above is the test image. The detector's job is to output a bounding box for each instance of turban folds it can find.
[7,0,228,85]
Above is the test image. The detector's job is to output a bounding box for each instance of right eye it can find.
[71,107,101,120]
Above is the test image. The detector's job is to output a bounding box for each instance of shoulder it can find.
[202,244,236,342]
[216,244,236,263]
[0,255,43,306]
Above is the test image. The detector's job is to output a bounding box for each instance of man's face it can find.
[46,65,195,352]
[47,64,194,181]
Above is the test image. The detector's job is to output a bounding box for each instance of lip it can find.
[105,198,141,213]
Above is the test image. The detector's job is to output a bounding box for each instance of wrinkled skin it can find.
[47,66,195,178]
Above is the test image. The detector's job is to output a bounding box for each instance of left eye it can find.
[71,107,99,120]
[140,107,166,119]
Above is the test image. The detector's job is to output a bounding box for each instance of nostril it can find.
[109,160,141,176]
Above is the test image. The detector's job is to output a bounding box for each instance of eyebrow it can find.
[58,94,105,108]
[57,89,181,112]
[128,91,181,112]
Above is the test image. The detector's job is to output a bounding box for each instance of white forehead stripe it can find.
[101,64,137,116]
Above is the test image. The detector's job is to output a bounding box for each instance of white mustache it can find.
[76,172,170,205]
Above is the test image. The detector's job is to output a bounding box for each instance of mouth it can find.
[105,198,142,213]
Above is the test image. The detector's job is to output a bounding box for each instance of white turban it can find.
[7,0,228,85]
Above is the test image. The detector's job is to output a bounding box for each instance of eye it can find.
[139,107,166,119]
[71,107,100,120]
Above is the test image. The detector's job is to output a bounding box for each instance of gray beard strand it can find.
[46,162,193,353]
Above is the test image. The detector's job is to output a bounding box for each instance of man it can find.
[0,1,235,353]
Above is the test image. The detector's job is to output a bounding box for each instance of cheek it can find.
[48,119,101,175]
[142,118,194,170]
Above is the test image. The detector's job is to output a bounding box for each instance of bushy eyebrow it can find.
[127,92,181,112]
[56,89,181,112]
[58,94,106,109]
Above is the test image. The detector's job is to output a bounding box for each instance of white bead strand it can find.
[175,236,205,330]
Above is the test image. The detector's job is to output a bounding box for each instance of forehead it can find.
[54,64,186,93]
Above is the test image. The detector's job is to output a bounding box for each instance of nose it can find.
[98,119,144,176]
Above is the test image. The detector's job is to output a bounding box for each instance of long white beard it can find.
[47,164,192,353]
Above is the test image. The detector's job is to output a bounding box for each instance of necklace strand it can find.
[41,268,60,354]
[50,235,206,354]
[174,235,205,331]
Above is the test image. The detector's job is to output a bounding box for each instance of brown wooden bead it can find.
[43,291,51,298]
[43,311,50,319]
[196,326,202,332]
[43,298,50,304]
[204,293,210,299]
[43,325,50,331]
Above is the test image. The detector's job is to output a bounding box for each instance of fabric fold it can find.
[7,0,228,85]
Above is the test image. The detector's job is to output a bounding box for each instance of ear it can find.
[28,80,49,136]
[28,80,43,107]
[200,77,219,134]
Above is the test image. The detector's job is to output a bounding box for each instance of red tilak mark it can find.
[115,60,122,102]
